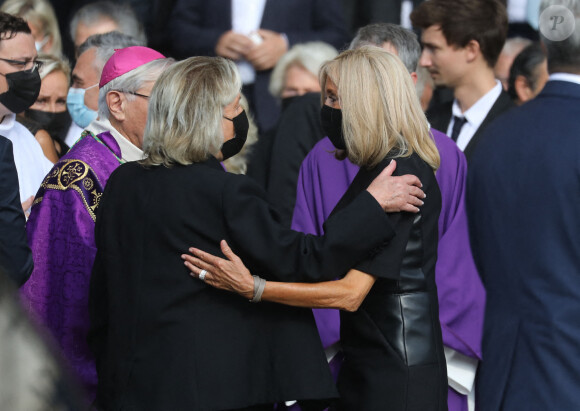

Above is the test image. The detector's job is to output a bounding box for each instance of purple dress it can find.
[292,131,485,411]
[21,131,123,400]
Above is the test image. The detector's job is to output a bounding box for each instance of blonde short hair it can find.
[1,0,62,56]
[319,46,440,171]
[142,56,241,167]
[37,53,70,81]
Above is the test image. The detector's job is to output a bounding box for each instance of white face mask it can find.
[66,84,98,128]
[35,36,49,52]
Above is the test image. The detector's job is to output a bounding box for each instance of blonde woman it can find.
[183,47,447,411]
[18,53,71,161]
[89,55,427,410]
[0,0,62,55]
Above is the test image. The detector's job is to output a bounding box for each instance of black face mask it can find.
[0,69,41,113]
[320,105,346,150]
[221,110,250,160]
[281,96,297,111]
[24,109,72,142]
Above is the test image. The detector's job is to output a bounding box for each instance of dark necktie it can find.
[450,116,467,142]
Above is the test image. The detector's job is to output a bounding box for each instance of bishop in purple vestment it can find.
[20,47,170,400]
[292,130,485,411]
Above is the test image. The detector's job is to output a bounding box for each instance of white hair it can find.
[269,42,338,98]
[98,57,174,119]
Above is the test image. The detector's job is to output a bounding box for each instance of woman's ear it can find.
[105,90,126,121]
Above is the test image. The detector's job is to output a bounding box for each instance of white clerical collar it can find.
[86,118,143,162]
[451,80,503,129]
[548,73,580,86]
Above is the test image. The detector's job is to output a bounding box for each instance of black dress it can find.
[332,153,448,411]
[89,156,395,411]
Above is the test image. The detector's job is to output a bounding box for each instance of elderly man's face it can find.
[122,80,154,148]
[71,48,100,111]
[74,18,119,51]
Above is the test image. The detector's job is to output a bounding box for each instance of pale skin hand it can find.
[21,195,33,218]
[182,240,377,312]
[215,30,254,60]
[367,159,425,213]
[245,29,288,71]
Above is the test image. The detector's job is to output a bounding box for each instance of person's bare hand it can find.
[215,30,254,60]
[182,240,254,299]
[246,29,288,71]
[21,195,33,218]
[366,160,425,213]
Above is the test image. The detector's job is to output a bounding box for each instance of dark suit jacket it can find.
[89,157,394,410]
[247,93,325,227]
[427,90,514,162]
[467,80,580,410]
[0,136,33,286]
[168,0,349,131]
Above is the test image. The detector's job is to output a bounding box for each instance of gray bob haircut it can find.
[269,41,338,98]
[78,31,144,74]
[350,23,421,74]
[142,56,242,167]
[70,1,146,45]
[98,57,175,120]
[539,0,580,72]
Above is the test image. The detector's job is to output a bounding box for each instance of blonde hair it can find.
[142,56,241,167]
[37,52,70,80]
[1,0,62,56]
[319,46,440,171]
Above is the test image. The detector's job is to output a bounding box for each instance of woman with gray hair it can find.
[269,41,338,101]
[89,55,427,410]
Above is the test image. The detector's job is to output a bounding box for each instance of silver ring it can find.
[199,269,207,281]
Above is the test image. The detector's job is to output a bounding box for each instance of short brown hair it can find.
[411,0,508,67]
[0,11,30,41]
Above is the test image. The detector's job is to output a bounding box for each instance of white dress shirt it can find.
[1,114,53,202]
[549,72,580,85]
[447,80,503,151]
[232,0,267,85]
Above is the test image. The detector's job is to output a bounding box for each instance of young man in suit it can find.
[411,0,514,161]
[467,0,580,409]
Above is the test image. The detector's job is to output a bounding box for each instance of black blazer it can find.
[427,90,514,162]
[167,0,349,131]
[0,136,33,286]
[89,157,394,410]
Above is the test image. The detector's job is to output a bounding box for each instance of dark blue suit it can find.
[0,136,33,286]
[168,0,348,131]
[467,80,580,410]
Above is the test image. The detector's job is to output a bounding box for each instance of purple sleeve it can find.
[434,132,485,359]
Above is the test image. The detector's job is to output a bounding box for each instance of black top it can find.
[332,153,448,411]
[247,92,325,227]
[0,136,33,286]
[89,156,394,410]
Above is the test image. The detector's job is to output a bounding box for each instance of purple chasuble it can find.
[21,131,123,401]
[291,130,485,411]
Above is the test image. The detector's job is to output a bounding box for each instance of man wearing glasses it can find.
[0,12,52,212]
